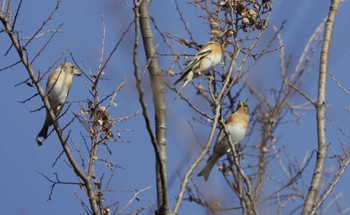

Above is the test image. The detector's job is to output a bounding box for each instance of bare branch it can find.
[135,0,170,213]
[117,185,152,215]
[37,171,81,201]
[302,0,343,214]
[24,0,62,47]
[288,84,316,107]
[312,153,350,213]
[328,71,350,96]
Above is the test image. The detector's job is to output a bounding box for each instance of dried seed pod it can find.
[184,54,189,61]
[255,19,268,29]
[236,2,246,15]
[255,21,263,30]
[226,30,234,38]
[219,1,227,7]
[167,70,175,76]
[211,29,221,37]
[103,208,111,215]
[242,17,250,25]
[89,128,95,136]
[248,9,257,20]
[211,21,220,28]
[262,0,270,8]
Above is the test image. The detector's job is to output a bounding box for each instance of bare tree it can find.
[1,0,350,214]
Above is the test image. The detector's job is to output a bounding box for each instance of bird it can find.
[198,101,249,181]
[174,36,224,99]
[37,62,81,141]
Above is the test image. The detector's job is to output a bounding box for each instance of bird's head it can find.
[61,62,81,77]
[237,100,249,114]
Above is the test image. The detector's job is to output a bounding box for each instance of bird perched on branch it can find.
[198,101,249,181]
[37,62,81,141]
[174,36,224,99]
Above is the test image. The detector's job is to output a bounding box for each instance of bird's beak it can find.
[73,69,81,76]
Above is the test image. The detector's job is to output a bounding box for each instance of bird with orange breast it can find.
[174,36,224,99]
[37,62,81,141]
[198,101,250,181]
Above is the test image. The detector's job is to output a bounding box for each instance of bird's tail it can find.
[197,155,218,181]
[37,112,51,139]
[173,79,190,101]
[174,76,182,85]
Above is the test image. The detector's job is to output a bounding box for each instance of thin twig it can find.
[117,185,152,215]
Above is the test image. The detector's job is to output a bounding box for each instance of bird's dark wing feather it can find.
[174,49,212,85]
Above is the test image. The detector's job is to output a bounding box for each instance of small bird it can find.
[37,62,81,141]
[198,101,249,181]
[174,36,224,98]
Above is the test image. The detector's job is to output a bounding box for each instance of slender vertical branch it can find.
[1,0,7,16]
[137,0,170,214]
[302,1,342,214]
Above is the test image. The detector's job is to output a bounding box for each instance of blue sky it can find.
[1,0,350,214]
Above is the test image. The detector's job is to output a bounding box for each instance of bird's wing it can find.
[212,127,243,156]
[174,46,213,85]
[212,130,226,154]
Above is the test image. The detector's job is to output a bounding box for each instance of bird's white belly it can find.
[47,82,68,106]
[200,55,221,75]
[227,124,246,144]
[215,123,246,154]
